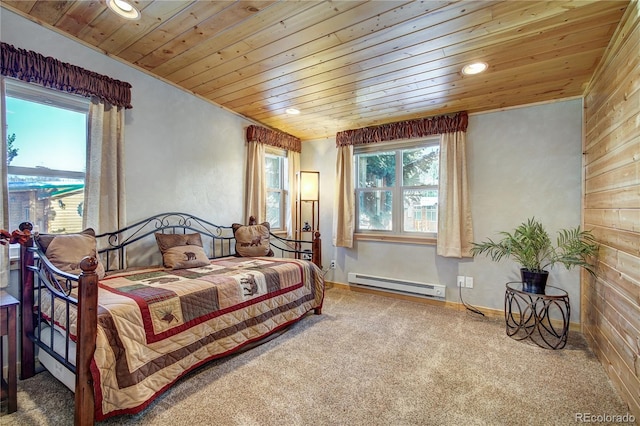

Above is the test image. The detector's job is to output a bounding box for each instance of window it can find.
[354,138,439,236]
[265,148,288,230]
[5,79,89,234]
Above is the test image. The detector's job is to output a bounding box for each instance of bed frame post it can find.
[75,256,99,426]
[18,222,35,380]
[312,231,322,269]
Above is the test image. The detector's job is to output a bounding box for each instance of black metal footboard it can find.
[30,257,79,377]
[19,222,80,382]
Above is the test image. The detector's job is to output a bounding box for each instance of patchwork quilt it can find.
[38,256,324,419]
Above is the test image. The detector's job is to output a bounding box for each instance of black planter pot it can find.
[521,269,549,294]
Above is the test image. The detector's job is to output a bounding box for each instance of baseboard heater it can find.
[348,272,446,300]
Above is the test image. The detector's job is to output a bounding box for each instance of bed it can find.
[17,212,324,424]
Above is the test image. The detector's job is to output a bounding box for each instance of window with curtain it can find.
[354,137,440,236]
[265,147,288,230]
[5,78,89,234]
[2,42,131,274]
[245,125,299,231]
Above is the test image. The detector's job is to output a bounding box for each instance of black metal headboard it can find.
[95,212,320,272]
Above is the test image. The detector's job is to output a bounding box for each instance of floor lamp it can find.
[296,171,319,258]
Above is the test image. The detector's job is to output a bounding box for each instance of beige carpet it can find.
[1,287,631,425]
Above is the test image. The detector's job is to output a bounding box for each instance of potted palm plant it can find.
[470,217,598,294]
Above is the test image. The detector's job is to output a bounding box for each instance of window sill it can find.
[354,233,436,245]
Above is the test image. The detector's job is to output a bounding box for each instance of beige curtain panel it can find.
[437,131,474,258]
[287,150,301,239]
[333,145,354,248]
[84,98,127,238]
[244,140,266,224]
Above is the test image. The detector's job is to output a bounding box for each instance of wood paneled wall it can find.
[583,0,639,419]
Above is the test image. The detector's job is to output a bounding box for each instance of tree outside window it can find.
[355,140,439,235]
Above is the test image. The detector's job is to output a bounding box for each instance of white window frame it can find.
[5,78,89,236]
[354,137,440,239]
[265,147,288,231]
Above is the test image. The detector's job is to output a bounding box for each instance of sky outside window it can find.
[6,96,86,171]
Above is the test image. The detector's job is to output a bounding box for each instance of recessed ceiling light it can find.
[285,108,300,115]
[107,0,141,20]
[461,62,488,75]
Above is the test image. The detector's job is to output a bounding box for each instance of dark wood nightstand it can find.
[1,291,19,414]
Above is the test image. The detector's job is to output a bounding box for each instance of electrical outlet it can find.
[465,276,474,288]
[457,275,465,288]
[330,260,336,269]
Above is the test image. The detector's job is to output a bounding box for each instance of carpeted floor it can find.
[1,287,632,425]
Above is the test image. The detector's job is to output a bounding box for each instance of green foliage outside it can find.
[359,147,438,230]
[7,133,18,165]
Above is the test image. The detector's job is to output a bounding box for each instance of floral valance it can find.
[246,125,301,153]
[336,111,468,147]
[1,42,132,109]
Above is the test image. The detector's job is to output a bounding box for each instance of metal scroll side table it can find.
[504,282,570,350]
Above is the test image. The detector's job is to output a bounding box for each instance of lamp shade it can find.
[299,171,319,201]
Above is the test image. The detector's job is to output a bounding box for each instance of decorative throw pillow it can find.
[160,245,210,270]
[36,229,106,279]
[154,232,203,253]
[231,222,273,257]
[154,232,210,269]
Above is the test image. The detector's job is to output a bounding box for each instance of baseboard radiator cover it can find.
[347,272,445,300]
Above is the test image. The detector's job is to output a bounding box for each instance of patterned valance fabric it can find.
[246,125,301,153]
[336,111,468,147]
[1,42,132,109]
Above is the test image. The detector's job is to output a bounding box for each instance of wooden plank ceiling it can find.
[2,0,630,141]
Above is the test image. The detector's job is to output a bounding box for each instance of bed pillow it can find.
[36,229,106,279]
[231,222,273,257]
[154,233,210,269]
